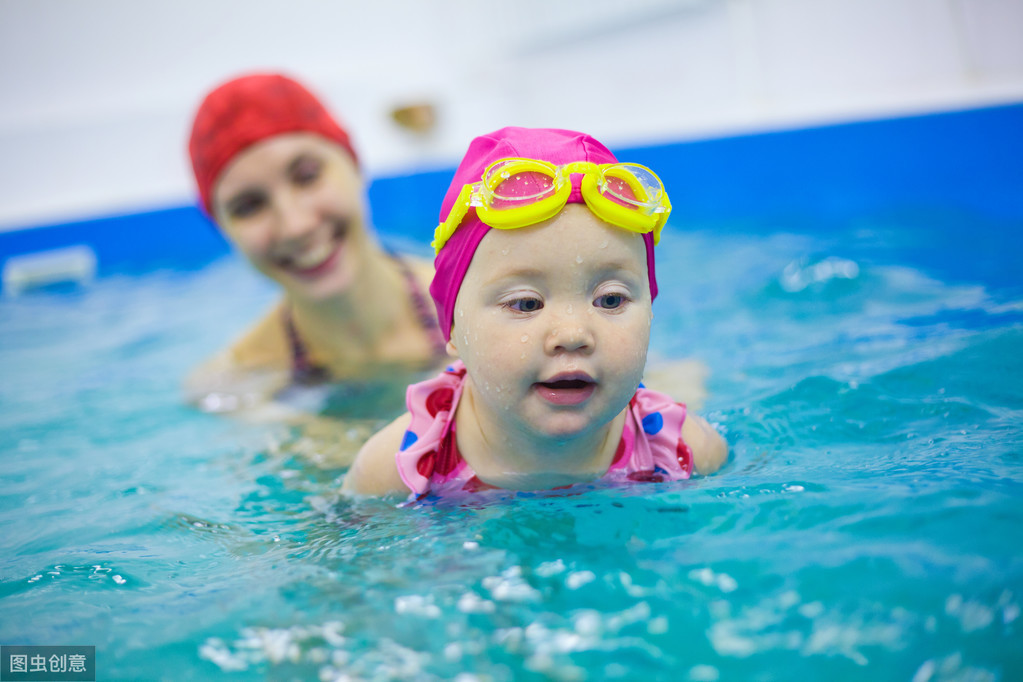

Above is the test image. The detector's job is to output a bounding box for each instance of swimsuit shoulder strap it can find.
[389,251,448,358]
[281,305,331,385]
[282,251,446,384]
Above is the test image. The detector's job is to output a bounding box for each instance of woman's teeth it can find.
[290,242,334,270]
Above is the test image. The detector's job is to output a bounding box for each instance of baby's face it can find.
[450,204,652,441]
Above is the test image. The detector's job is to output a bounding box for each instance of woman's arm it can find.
[182,300,294,412]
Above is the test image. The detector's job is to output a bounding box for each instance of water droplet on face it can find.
[575,255,584,264]
[566,304,574,315]
[459,309,464,317]
[599,240,609,249]
[520,353,526,359]
[520,334,529,343]
[501,248,509,256]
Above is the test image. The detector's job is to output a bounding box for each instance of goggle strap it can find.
[432,183,475,252]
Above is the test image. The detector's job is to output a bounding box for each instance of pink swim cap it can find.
[430,126,659,341]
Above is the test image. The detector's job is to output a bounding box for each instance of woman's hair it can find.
[188,72,358,215]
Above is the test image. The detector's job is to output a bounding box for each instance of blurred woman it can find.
[185,73,446,418]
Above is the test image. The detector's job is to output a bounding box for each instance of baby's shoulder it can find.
[681,413,728,475]
[631,384,728,476]
[343,412,412,496]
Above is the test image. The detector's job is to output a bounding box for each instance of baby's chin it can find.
[519,403,625,443]
[476,469,603,491]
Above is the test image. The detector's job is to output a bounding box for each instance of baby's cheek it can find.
[452,307,482,351]
[460,316,512,364]
[483,335,522,370]
[608,314,650,371]
[470,340,522,402]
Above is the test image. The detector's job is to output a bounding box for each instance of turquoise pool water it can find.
[1,217,1020,681]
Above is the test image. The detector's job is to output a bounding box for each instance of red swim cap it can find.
[188,73,358,215]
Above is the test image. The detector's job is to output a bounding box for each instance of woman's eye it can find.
[291,158,322,186]
[594,293,626,309]
[507,297,544,313]
[227,192,267,219]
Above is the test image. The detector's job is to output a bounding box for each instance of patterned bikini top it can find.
[394,361,694,499]
[282,253,447,385]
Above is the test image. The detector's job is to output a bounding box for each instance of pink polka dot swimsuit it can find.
[395,361,693,498]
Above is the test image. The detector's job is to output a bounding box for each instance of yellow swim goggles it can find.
[432,158,671,253]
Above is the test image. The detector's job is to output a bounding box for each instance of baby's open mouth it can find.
[534,375,596,405]
[540,379,591,390]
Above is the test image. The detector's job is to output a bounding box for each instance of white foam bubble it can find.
[565,570,595,590]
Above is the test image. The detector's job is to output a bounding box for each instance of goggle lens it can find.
[600,164,665,215]
[482,160,559,209]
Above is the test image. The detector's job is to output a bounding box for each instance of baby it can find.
[343,127,727,497]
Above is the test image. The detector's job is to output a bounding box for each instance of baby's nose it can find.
[545,309,594,355]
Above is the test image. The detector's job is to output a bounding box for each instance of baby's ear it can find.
[446,321,460,357]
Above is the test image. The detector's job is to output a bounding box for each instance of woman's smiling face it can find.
[449,204,653,442]
[213,133,369,301]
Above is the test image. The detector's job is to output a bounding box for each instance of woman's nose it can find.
[275,191,318,240]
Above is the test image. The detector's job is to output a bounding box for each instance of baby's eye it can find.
[506,297,544,313]
[594,293,627,310]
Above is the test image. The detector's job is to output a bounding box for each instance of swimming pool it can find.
[2,106,1021,680]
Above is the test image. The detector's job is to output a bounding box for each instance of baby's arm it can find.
[681,413,729,475]
[341,412,413,496]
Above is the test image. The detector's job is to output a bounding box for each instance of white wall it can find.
[1,0,1021,231]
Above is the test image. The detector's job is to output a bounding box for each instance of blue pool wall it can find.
[1,102,1020,284]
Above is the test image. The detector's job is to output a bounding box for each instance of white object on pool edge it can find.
[2,245,97,295]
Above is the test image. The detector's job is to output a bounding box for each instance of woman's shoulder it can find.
[227,299,292,369]
[400,253,435,291]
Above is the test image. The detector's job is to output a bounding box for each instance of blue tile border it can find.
[2,102,1020,278]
